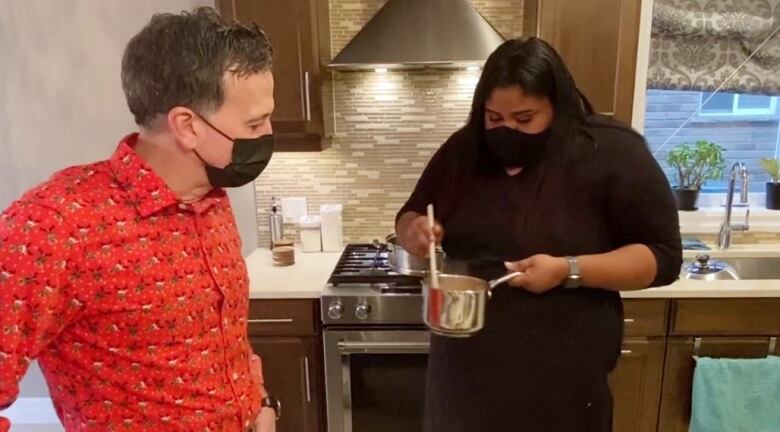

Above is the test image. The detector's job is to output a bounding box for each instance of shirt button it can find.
[233,372,239,380]
[178,203,188,210]
[212,266,219,274]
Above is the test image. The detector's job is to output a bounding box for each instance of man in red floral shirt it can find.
[0,7,278,432]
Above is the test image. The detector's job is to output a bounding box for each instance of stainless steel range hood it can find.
[329,0,505,70]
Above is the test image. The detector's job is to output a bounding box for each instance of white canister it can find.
[320,204,343,252]
[298,216,322,253]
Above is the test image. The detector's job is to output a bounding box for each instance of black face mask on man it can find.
[194,116,274,188]
[483,126,551,168]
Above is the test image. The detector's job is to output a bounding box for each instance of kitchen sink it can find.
[682,256,780,280]
[724,257,780,280]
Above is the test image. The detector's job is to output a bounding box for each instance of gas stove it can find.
[321,244,425,325]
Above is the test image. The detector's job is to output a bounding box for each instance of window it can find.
[700,92,777,116]
[644,89,780,194]
[644,0,780,197]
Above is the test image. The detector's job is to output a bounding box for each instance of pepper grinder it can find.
[269,197,284,249]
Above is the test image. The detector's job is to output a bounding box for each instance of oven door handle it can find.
[336,341,430,354]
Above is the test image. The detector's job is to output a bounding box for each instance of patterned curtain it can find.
[647,0,780,95]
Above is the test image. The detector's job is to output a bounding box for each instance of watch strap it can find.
[564,256,581,289]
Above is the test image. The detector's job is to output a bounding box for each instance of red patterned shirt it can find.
[0,134,264,431]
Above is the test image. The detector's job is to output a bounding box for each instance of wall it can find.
[0,0,214,421]
[255,0,524,246]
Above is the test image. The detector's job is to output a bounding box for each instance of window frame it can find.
[699,92,778,116]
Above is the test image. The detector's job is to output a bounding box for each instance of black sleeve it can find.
[604,129,683,287]
[395,131,461,225]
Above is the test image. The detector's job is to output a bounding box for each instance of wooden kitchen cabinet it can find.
[622,299,669,337]
[248,299,325,432]
[656,298,780,432]
[657,336,777,432]
[610,338,666,432]
[609,300,669,432]
[218,0,328,151]
[524,0,642,123]
[671,298,780,336]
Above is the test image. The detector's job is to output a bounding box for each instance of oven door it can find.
[324,329,430,432]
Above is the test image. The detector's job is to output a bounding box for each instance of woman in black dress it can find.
[396,38,682,432]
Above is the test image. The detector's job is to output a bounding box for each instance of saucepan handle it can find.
[488,272,523,289]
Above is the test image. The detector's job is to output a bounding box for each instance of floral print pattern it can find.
[649,0,780,94]
[0,134,263,431]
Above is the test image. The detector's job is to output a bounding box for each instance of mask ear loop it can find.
[198,115,235,142]
[192,114,235,165]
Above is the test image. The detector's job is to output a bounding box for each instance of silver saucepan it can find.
[423,272,522,337]
[372,234,444,277]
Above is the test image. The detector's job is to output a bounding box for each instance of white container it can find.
[281,197,308,224]
[320,204,344,252]
[298,216,322,253]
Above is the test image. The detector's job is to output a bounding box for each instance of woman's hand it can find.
[396,212,444,257]
[504,255,568,294]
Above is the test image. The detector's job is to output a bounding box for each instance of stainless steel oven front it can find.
[323,329,430,432]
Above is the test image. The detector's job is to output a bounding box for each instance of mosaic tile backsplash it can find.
[255,0,524,246]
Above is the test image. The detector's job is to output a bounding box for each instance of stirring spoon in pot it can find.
[427,204,439,288]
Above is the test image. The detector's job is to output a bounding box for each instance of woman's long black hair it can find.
[462,37,596,169]
[469,38,593,139]
[437,38,602,232]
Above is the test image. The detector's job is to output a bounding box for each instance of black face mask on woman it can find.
[484,126,551,168]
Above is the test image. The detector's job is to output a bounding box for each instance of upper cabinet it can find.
[524,0,642,124]
[219,0,330,151]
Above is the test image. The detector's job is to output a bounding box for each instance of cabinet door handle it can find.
[304,72,312,122]
[623,318,635,324]
[304,356,312,402]
[247,318,294,324]
[620,349,633,355]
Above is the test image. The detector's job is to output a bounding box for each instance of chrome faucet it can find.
[717,162,750,249]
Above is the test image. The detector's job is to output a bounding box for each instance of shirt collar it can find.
[109,133,226,217]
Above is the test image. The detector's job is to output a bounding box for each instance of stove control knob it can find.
[327,302,344,320]
[355,303,371,320]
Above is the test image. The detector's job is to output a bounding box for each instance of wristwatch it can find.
[262,396,281,420]
[563,256,581,289]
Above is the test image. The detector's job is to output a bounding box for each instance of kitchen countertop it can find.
[246,246,343,299]
[682,243,780,258]
[245,244,780,300]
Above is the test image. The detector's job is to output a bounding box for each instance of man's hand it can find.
[252,407,276,432]
[249,354,276,431]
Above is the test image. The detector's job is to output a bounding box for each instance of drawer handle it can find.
[304,72,312,122]
[620,349,632,355]
[623,318,635,324]
[304,356,312,403]
[248,318,295,324]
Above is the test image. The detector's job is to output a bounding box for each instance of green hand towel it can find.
[691,355,780,432]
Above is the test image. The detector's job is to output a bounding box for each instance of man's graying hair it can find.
[121,7,273,127]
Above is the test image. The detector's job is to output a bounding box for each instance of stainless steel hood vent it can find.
[329,0,505,70]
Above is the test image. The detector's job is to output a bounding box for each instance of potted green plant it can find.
[666,140,725,211]
[760,157,780,210]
